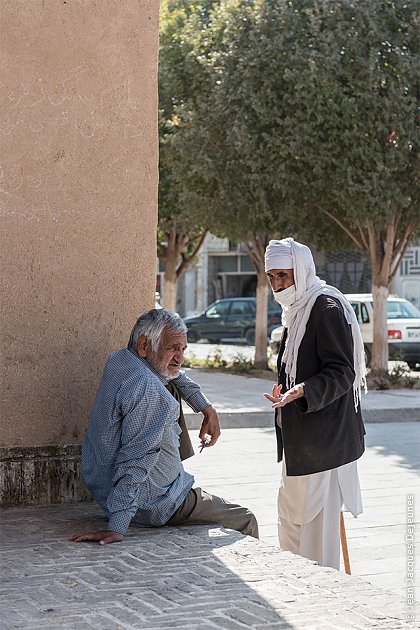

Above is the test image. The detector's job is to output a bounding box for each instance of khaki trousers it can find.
[167,487,259,539]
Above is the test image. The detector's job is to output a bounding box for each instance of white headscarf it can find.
[265,238,367,410]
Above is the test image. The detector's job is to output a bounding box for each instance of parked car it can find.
[269,325,284,353]
[269,293,420,369]
[346,294,420,369]
[183,297,282,345]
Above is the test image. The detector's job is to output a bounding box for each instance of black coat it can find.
[275,295,365,476]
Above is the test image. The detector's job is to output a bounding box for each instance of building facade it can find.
[170,235,374,317]
[1,2,160,506]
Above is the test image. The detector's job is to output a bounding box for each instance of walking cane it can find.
[340,512,351,575]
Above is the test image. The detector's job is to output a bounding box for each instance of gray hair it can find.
[128,308,187,353]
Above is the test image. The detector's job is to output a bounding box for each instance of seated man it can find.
[71,309,258,545]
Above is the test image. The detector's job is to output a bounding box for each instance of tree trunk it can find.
[254,267,269,369]
[163,254,178,311]
[366,220,393,378]
[245,234,270,370]
[371,284,389,376]
[158,223,208,314]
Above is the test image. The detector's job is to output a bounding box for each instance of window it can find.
[361,303,370,323]
[350,302,361,323]
[206,302,230,318]
[387,301,420,319]
[229,300,253,315]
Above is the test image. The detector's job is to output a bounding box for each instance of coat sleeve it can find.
[296,300,355,414]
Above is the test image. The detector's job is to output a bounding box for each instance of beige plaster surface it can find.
[1,1,160,447]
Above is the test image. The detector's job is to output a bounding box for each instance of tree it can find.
[250,0,420,377]
[189,0,419,376]
[158,113,208,311]
[161,0,419,376]
[177,1,294,368]
[158,1,216,310]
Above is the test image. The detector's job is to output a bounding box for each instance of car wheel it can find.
[245,329,255,345]
[187,330,199,343]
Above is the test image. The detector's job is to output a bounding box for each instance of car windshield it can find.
[386,300,420,319]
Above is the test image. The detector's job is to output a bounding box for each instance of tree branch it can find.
[381,217,396,284]
[176,229,208,277]
[389,222,416,280]
[357,224,369,251]
[320,209,365,251]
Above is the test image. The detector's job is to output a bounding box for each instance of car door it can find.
[224,300,255,339]
[350,300,372,343]
[199,300,231,341]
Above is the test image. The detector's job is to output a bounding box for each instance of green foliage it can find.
[264,0,420,248]
[388,360,418,388]
[229,351,255,373]
[158,1,217,266]
[160,0,419,373]
[183,347,271,374]
[167,0,419,251]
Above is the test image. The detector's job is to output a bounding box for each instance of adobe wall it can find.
[0,1,159,505]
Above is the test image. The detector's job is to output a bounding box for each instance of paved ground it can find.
[0,506,414,629]
[1,366,418,629]
[184,422,420,605]
[2,423,416,629]
[182,369,420,426]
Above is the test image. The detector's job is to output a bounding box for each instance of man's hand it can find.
[199,405,221,447]
[264,383,305,408]
[69,530,124,545]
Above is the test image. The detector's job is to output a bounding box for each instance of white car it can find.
[346,294,420,369]
[269,293,420,370]
[269,324,284,354]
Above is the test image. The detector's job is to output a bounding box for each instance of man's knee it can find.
[181,487,259,539]
[243,511,259,539]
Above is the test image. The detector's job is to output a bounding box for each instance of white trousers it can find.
[277,461,362,570]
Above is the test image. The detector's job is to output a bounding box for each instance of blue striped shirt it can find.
[82,348,210,534]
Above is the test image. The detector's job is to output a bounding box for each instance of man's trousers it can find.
[167,487,259,539]
[277,461,362,569]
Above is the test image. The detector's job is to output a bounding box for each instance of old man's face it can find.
[144,327,187,379]
[265,268,295,293]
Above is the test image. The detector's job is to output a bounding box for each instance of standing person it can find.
[71,309,258,545]
[263,238,366,569]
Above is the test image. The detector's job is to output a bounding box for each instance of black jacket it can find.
[275,295,365,476]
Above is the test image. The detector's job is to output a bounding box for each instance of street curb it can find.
[185,408,420,429]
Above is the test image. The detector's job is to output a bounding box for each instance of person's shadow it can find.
[1,502,296,629]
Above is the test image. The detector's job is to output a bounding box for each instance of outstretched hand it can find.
[264,383,305,408]
[199,405,221,448]
[69,530,124,545]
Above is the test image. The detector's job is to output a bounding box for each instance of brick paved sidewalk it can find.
[0,503,413,629]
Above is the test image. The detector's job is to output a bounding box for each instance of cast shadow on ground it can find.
[364,422,420,474]
[0,503,294,629]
